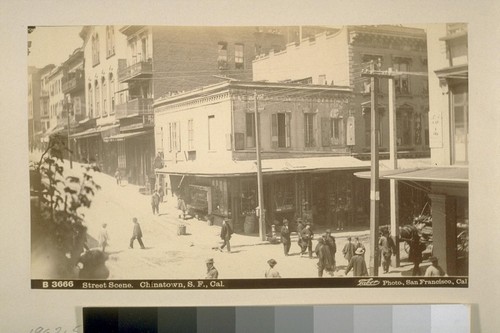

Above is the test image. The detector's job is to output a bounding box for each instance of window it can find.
[106,26,115,58]
[109,73,115,114]
[245,113,256,148]
[217,42,228,69]
[88,84,93,118]
[92,34,100,66]
[208,115,216,150]
[188,119,194,150]
[211,179,231,216]
[331,117,345,146]
[451,83,468,164]
[168,122,180,152]
[394,58,411,94]
[304,113,316,147]
[95,81,100,117]
[272,113,291,148]
[240,179,257,215]
[235,43,244,69]
[396,108,413,146]
[141,37,148,62]
[102,78,107,117]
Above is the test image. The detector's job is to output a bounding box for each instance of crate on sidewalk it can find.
[177,224,187,236]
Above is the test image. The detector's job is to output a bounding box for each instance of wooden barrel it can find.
[244,215,257,234]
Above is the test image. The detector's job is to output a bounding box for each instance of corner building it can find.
[155,81,374,233]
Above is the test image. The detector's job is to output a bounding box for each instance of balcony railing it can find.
[118,61,153,83]
[62,72,84,94]
[115,98,153,119]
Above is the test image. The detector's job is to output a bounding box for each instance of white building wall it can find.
[155,96,234,164]
[253,28,350,86]
[83,26,128,126]
[427,24,453,166]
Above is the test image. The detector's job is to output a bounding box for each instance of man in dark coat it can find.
[280,219,291,256]
[378,230,395,273]
[345,248,369,277]
[325,229,337,271]
[151,190,160,215]
[402,230,424,276]
[300,223,314,258]
[315,234,335,277]
[129,217,145,249]
[220,219,233,252]
[342,236,356,263]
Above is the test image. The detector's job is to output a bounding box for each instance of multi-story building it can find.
[47,65,65,134]
[39,64,55,137]
[253,25,430,158]
[112,26,288,186]
[77,26,128,174]
[28,67,41,150]
[359,24,469,276]
[154,81,375,232]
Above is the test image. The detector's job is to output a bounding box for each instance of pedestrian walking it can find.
[424,256,446,277]
[205,258,219,279]
[220,219,233,252]
[325,229,337,271]
[378,230,396,273]
[129,217,145,249]
[402,230,424,276]
[315,234,335,277]
[265,259,281,278]
[280,219,291,256]
[345,248,369,277]
[342,236,356,263]
[300,223,314,258]
[151,190,160,215]
[97,223,110,253]
[114,169,121,185]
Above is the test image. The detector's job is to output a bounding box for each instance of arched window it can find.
[102,77,107,116]
[88,83,93,118]
[95,80,100,117]
[106,26,115,57]
[109,73,115,114]
[92,33,100,66]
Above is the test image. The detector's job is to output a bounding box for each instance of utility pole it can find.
[254,90,266,241]
[388,68,400,267]
[361,64,428,274]
[362,60,382,276]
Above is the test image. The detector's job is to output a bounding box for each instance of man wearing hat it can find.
[345,247,368,277]
[280,219,291,256]
[265,259,281,278]
[315,234,335,277]
[205,258,219,279]
[342,236,356,263]
[300,222,314,258]
[424,256,446,277]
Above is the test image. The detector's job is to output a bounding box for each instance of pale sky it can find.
[28,26,83,68]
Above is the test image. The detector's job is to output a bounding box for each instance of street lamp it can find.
[65,96,73,169]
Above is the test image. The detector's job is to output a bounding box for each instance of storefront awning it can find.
[104,130,150,142]
[156,156,371,177]
[355,166,468,184]
[69,127,100,139]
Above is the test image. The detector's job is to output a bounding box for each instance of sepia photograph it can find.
[28,24,469,288]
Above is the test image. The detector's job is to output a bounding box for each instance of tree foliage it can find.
[31,136,101,278]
